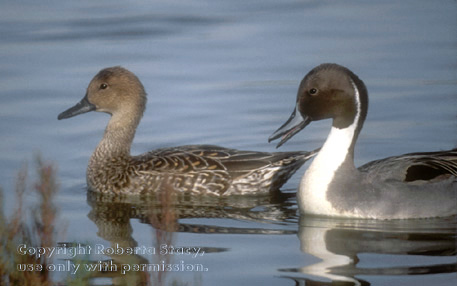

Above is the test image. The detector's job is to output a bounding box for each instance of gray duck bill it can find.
[58,95,96,120]
[268,106,311,148]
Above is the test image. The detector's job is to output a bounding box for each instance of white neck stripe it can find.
[298,77,362,216]
[349,77,361,129]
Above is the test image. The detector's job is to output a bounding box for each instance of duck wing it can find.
[140,144,317,177]
[134,145,317,195]
[207,146,318,193]
[359,148,457,183]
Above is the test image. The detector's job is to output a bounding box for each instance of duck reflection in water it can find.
[279,215,457,286]
[84,179,299,286]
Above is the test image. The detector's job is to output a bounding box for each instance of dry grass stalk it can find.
[0,157,59,286]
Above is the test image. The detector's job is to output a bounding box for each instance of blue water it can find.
[1,0,456,285]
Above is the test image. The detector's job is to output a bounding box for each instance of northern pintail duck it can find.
[58,66,317,196]
[269,63,457,219]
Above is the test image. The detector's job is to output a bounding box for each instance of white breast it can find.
[298,126,356,216]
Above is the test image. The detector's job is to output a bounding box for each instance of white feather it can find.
[298,78,362,216]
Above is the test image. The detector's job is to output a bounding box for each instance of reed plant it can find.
[0,157,61,286]
[0,159,200,286]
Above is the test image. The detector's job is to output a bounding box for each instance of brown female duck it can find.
[58,66,317,195]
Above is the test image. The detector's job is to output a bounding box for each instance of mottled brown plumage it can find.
[58,66,317,195]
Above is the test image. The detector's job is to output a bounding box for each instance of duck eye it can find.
[100,83,108,90]
[309,88,318,95]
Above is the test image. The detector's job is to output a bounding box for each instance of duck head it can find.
[58,66,147,120]
[269,63,368,148]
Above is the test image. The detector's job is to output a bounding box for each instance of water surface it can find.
[0,0,456,285]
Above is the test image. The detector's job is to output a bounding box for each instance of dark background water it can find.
[1,0,456,285]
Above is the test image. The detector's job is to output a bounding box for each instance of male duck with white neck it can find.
[269,63,457,219]
[58,66,318,196]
